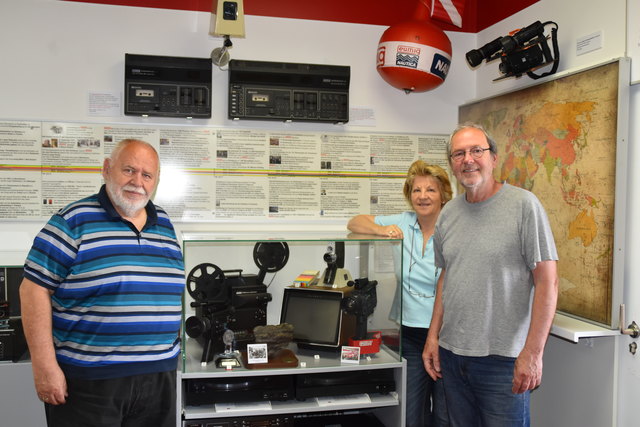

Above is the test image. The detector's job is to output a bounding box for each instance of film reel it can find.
[186,263,226,302]
[253,242,289,283]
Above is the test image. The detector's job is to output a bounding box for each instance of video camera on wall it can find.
[465,20,559,81]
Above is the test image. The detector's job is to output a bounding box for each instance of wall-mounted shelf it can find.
[550,313,619,343]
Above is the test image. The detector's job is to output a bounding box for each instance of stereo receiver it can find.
[184,414,294,427]
[295,368,396,400]
[228,59,350,123]
[124,53,212,118]
[185,375,294,406]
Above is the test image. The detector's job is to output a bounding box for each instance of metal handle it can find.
[619,304,639,338]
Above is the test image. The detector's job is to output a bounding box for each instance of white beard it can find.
[105,180,150,218]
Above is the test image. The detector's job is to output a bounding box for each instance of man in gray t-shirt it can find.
[423,123,558,427]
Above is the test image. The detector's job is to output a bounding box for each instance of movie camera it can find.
[342,278,378,340]
[184,242,289,364]
[465,20,559,81]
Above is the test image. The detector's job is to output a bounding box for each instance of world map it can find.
[459,61,622,326]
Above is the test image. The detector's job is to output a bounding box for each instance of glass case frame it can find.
[180,231,404,374]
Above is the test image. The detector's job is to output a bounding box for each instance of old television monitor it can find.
[280,287,355,352]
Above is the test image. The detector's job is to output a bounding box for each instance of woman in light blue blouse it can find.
[347,160,452,427]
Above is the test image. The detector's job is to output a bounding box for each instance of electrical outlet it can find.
[210,0,245,38]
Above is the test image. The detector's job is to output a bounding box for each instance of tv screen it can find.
[280,287,347,350]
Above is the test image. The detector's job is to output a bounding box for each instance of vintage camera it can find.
[184,242,289,364]
[320,242,352,287]
[185,266,272,363]
[342,278,378,340]
[466,20,559,80]
[321,243,341,285]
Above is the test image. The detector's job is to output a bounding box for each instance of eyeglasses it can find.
[407,223,438,299]
[449,146,491,162]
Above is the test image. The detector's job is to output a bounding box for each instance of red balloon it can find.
[376,16,452,93]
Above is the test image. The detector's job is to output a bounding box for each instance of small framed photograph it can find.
[340,346,361,364]
[246,343,268,364]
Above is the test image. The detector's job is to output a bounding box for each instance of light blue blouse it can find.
[376,211,440,328]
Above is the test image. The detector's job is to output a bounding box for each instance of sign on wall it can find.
[0,120,451,222]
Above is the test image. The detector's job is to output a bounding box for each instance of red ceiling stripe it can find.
[60,0,539,33]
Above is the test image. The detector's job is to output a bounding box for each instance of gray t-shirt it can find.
[434,183,558,358]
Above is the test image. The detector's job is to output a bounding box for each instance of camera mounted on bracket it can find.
[465,20,559,81]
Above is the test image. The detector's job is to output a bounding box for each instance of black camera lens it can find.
[342,295,359,313]
[185,316,211,338]
[323,251,337,264]
[465,37,503,68]
[465,49,485,67]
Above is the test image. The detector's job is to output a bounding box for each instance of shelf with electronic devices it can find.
[179,231,406,427]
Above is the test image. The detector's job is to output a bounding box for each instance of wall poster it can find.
[0,121,450,223]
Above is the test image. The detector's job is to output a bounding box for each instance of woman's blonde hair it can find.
[402,160,453,208]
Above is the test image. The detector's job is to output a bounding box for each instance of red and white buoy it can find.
[376,0,452,93]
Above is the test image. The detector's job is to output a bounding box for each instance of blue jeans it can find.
[439,347,530,427]
[402,326,449,427]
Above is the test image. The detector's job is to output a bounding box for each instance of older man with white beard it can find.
[20,139,185,427]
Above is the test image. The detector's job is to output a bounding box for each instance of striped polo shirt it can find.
[23,185,185,380]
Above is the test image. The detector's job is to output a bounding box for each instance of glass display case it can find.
[179,231,405,427]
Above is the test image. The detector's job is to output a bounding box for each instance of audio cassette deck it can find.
[125,53,212,119]
[228,59,350,123]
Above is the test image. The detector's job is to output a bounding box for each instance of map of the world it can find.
[459,61,624,326]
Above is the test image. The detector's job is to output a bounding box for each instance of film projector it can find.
[184,242,289,366]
